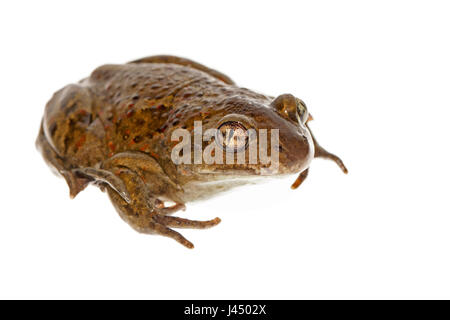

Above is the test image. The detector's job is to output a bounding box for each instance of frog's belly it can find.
[179,175,273,203]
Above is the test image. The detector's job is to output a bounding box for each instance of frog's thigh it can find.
[129,55,235,85]
[101,151,182,193]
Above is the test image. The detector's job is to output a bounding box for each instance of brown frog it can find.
[36,55,347,248]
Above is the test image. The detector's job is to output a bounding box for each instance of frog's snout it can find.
[277,127,314,176]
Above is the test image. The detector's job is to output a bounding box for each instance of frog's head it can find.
[172,93,316,187]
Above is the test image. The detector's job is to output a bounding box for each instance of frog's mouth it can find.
[198,168,257,175]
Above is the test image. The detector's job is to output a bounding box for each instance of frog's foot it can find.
[150,216,221,249]
[74,167,131,203]
[155,201,186,215]
[107,185,220,248]
[103,165,220,249]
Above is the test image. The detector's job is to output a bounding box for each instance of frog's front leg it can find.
[105,168,219,248]
[306,123,348,174]
[100,151,221,248]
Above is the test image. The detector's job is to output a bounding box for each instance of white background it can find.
[1,0,449,299]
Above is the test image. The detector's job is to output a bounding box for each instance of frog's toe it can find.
[315,149,348,174]
[148,215,220,248]
[150,221,194,249]
[154,215,221,229]
[74,167,132,203]
[157,202,186,215]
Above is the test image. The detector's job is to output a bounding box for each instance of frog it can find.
[36,55,347,248]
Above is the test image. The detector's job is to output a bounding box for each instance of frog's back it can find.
[39,56,271,171]
[85,60,271,158]
[88,62,231,121]
[84,63,229,158]
[88,58,270,120]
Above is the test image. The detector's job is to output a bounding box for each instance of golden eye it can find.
[216,121,249,152]
[296,98,309,124]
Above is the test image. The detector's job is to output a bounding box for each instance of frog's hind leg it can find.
[129,55,235,85]
[306,123,348,174]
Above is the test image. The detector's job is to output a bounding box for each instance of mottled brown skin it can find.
[36,55,347,248]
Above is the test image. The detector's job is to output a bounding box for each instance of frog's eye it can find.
[216,121,249,152]
[296,98,309,124]
[271,94,306,124]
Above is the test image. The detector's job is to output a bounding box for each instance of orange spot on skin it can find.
[75,135,86,149]
[139,144,149,152]
[108,141,116,152]
[126,109,134,118]
[150,152,159,159]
